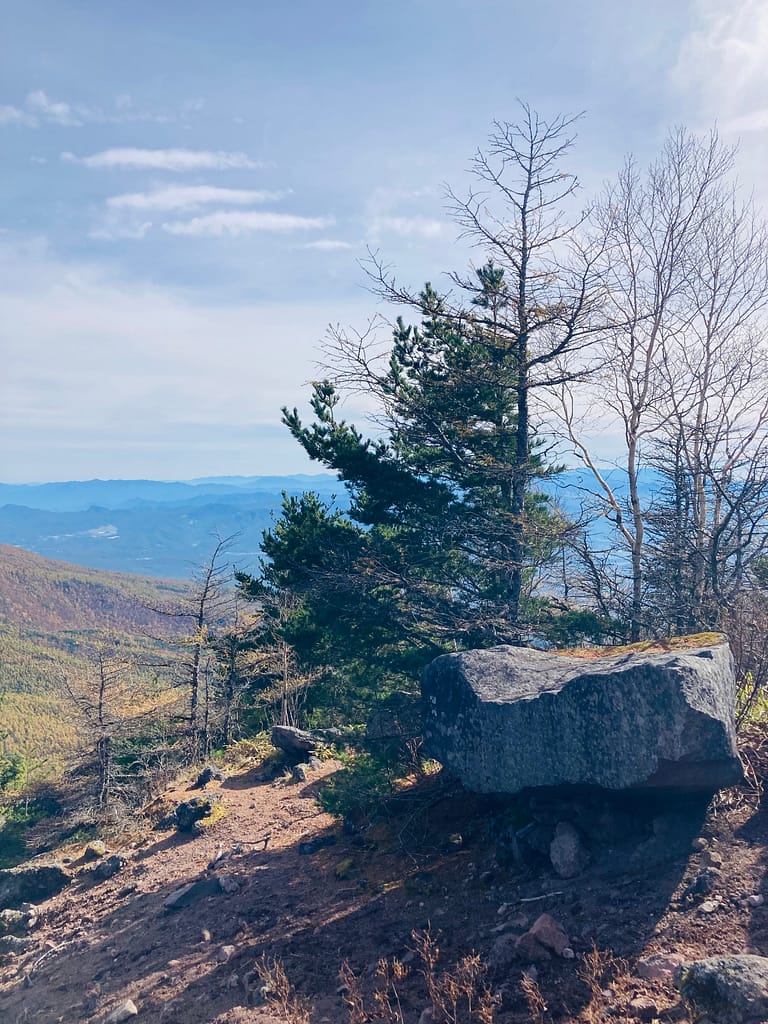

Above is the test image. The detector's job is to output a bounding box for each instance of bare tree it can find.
[556,127,768,638]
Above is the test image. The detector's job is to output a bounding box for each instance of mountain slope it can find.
[0,546,190,757]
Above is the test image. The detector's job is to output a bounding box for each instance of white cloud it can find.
[89,222,153,241]
[303,239,354,251]
[674,0,768,131]
[26,90,83,127]
[0,236,371,480]
[0,104,35,126]
[162,210,334,237]
[63,148,260,171]
[369,215,448,239]
[106,186,285,212]
[723,108,768,134]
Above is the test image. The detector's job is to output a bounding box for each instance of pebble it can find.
[628,995,658,1021]
[691,837,709,852]
[562,947,575,959]
[216,873,240,895]
[105,1000,138,1024]
[748,894,765,908]
[700,899,719,914]
[217,945,237,963]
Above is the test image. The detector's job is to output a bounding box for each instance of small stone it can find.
[201,929,212,943]
[562,947,575,959]
[515,931,551,962]
[217,945,236,963]
[163,877,220,911]
[91,855,126,881]
[291,764,309,783]
[700,899,719,913]
[691,837,709,852]
[628,995,657,1021]
[83,841,108,861]
[105,1000,138,1023]
[549,822,590,879]
[0,935,34,955]
[703,849,724,869]
[637,952,685,981]
[529,913,569,956]
[216,874,240,895]
[748,894,765,908]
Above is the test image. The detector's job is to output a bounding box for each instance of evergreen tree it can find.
[246,108,603,699]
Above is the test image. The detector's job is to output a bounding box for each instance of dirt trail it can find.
[3,754,768,1024]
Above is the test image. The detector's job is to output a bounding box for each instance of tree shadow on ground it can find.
[0,769,714,1024]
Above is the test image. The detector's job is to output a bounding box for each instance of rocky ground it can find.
[2,736,768,1024]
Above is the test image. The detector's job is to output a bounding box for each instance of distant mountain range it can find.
[0,470,655,580]
[0,475,345,578]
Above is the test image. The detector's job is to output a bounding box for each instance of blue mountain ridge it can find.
[0,471,658,579]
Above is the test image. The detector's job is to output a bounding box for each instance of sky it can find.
[2,0,768,483]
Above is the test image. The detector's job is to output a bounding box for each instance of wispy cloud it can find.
[369,215,448,239]
[302,239,354,250]
[26,90,84,127]
[106,186,286,212]
[0,104,35,126]
[63,147,261,171]
[89,222,153,241]
[0,90,174,128]
[674,0,768,132]
[162,211,333,237]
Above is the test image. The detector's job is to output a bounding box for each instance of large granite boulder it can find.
[421,641,742,794]
[677,955,768,1023]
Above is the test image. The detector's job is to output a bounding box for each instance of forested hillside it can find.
[0,545,189,759]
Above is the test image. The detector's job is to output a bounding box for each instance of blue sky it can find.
[2,0,767,482]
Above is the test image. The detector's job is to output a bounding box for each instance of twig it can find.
[519,891,564,903]
[23,943,66,986]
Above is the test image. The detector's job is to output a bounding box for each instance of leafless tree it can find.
[555,127,768,638]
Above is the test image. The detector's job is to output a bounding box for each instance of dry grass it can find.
[558,632,724,661]
[575,945,632,1023]
[248,954,311,1023]
[338,927,498,1023]
[520,973,548,1023]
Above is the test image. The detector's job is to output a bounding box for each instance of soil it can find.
[2,737,768,1024]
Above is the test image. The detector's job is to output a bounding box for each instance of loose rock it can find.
[678,955,768,1023]
[628,995,658,1021]
[0,906,38,936]
[105,1000,139,1023]
[270,725,318,755]
[174,797,215,833]
[637,952,686,981]
[91,855,126,881]
[163,877,221,911]
[0,863,70,910]
[192,764,226,789]
[528,913,569,956]
[83,841,108,861]
[549,822,590,879]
